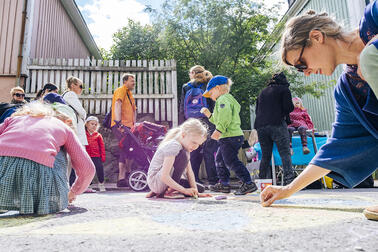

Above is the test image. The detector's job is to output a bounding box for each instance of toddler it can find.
[85,116,106,192]
[201,75,257,195]
[287,97,314,155]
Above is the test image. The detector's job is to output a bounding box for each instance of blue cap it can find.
[203,75,228,98]
[43,93,66,104]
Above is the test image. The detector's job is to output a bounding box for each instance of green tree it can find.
[110,19,165,60]
[157,0,278,129]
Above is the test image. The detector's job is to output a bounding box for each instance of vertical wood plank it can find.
[148,60,153,113]
[137,60,142,112]
[61,58,67,91]
[114,60,119,90]
[166,60,172,122]
[90,60,96,114]
[142,60,148,113]
[84,59,90,95]
[154,60,159,121]
[55,58,61,92]
[160,60,166,121]
[171,60,178,127]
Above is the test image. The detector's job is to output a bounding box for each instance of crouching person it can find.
[0,102,95,215]
[146,118,208,199]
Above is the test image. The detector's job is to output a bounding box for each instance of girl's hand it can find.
[260,185,292,207]
[182,188,197,196]
[68,190,77,203]
[200,107,211,118]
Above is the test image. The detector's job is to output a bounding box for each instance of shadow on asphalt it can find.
[0,205,88,228]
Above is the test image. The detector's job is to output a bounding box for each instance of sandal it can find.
[363,205,378,221]
[163,190,185,199]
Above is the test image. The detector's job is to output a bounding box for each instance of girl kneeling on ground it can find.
[146,118,208,199]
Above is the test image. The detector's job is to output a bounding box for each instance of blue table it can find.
[254,136,328,166]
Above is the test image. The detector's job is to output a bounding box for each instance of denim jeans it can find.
[215,136,252,184]
[190,138,219,183]
[287,126,308,146]
[257,121,295,181]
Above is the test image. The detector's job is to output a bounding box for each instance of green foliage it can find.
[110,19,165,60]
[106,0,329,129]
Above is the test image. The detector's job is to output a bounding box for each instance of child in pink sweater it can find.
[287,97,314,155]
[0,102,95,215]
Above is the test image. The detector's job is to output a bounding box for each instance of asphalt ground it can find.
[0,187,378,252]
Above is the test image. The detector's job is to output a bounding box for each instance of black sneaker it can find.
[116,179,129,187]
[209,183,231,193]
[234,182,257,195]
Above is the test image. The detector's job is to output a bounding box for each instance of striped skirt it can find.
[0,150,69,215]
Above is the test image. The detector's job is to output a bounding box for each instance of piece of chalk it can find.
[215,195,227,200]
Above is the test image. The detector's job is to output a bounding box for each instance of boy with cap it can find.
[201,75,257,195]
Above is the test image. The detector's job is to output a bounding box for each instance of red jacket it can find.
[288,107,314,129]
[85,130,106,162]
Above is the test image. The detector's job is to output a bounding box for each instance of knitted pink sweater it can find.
[0,116,95,195]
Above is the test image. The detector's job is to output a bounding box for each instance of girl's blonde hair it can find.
[159,118,208,146]
[281,10,346,65]
[66,76,81,89]
[190,65,213,84]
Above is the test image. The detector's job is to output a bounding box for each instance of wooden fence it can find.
[25,58,178,126]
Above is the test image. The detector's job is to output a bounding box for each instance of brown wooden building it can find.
[0,0,101,102]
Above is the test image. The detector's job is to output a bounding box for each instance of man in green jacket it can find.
[201,75,257,195]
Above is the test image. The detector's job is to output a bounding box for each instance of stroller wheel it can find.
[128,170,148,191]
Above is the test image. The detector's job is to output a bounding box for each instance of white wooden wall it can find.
[25,58,178,126]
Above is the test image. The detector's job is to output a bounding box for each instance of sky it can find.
[75,0,288,51]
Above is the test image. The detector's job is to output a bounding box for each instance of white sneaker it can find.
[98,183,106,192]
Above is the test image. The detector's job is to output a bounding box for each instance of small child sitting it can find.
[146,118,208,199]
[85,116,106,192]
[201,75,257,195]
[287,97,314,155]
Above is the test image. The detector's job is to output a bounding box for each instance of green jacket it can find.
[209,93,243,139]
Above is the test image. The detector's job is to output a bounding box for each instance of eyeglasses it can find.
[14,93,25,98]
[76,84,83,89]
[285,40,308,72]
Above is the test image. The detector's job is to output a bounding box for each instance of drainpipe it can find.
[15,0,28,87]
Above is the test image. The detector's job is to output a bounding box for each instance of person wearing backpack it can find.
[178,65,218,185]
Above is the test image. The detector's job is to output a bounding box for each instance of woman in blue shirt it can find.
[261,1,378,221]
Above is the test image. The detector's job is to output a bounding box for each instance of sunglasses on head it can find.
[14,93,25,98]
[285,40,308,72]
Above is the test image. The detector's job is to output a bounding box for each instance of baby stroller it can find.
[117,121,167,191]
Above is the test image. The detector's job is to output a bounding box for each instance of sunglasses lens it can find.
[79,85,83,89]
[15,93,25,97]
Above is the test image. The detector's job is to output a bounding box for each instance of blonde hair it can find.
[12,102,54,117]
[190,65,213,83]
[281,10,346,65]
[11,102,75,130]
[159,118,208,146]
[218,79,233,95]
[66,76,81,89]
[121,73,135,83]
[10,87,25,96]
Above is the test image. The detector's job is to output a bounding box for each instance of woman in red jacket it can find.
[85,116,106,191]
[287,97,314,155]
